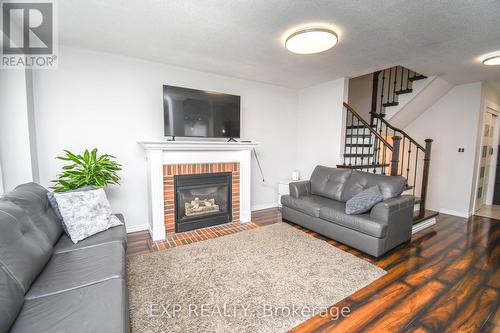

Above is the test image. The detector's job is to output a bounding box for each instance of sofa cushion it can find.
[310,165,352,201]
[26,242,125,300]
[0,200,52,293]
[319,201,388,238]
[341,170,406,202]
[281,194,335,218]
[345,186,384,215]
[9,278,129,333]
[53,215,126,254]
[3,183,63,244]
[0,265,25,332]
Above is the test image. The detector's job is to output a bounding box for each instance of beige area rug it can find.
[127,222,386,333]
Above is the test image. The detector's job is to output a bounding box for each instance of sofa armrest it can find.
[370,195,415,221]
[370,195,415,252]
[289,181,311,198]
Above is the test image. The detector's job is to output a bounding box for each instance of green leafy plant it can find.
[51,148,122,192]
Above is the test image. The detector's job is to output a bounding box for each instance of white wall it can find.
[347,73,372,121]
[483,82,500,107]
[405,83,482,217]
[32,47,298,230]
[0,68,36,192]
[296,78,348,179]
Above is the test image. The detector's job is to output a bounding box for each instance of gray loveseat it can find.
[0,183,129,333]
[281,166,414,257]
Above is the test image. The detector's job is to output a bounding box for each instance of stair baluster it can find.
[388,67,393,105]
[399,66,404,92]
[393,67,397,104]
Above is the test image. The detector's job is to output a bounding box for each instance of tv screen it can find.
[163,85,241,138]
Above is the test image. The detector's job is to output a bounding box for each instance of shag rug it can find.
[127,222,385,333]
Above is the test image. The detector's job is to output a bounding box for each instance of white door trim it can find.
[473,100,500,213]
[485,105,500,205]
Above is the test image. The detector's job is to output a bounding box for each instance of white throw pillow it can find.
[54,188,123,243]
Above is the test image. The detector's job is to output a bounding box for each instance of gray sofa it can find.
[281,166,415,257]
[0,183,129,333]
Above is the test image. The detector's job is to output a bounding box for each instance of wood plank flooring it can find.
[127,209,500,333]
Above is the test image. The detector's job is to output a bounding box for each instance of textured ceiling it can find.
[59,0,500,88]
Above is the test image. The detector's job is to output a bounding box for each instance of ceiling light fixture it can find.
[483,55,500,66]
[285,27,338,54]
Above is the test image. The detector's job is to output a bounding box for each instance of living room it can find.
[1,1,499,332]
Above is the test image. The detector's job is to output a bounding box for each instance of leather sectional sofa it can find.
[281,166,415,257]
[0,183,129,333]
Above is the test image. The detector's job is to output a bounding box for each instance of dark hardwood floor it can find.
[127,209,500,333]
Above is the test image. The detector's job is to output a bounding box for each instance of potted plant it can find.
[52,148,122,192]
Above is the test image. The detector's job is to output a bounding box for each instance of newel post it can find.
[390,136,402,176]
[419,139,433,218]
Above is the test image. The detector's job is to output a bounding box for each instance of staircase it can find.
[339,66,438,227]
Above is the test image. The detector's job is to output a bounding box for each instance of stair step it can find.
[343,153,373,158]
[345,144,373,148]
[412,210,438,234]
[382,102,399,107]
[408,74,427,82]
[337,163,390,169]
[395,89,413,95]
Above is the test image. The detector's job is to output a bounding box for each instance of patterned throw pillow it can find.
[53,188,123,243]
[345,186,384,215]
[46,186,96,222]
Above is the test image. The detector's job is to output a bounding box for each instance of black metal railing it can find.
[341,102,432,218]
[371,66,426,116]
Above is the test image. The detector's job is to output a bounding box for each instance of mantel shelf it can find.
[138,140,259,151]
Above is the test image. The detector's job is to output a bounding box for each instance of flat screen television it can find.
[163,85,241,138]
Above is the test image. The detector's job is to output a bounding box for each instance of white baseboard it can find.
[439,208,471,218]
[251,203,278,211]
[126,224,150,233]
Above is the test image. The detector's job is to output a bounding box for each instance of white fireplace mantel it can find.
[139,140,259,241]
[139,140,259,151]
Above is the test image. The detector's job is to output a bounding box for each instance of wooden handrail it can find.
[344,103,393,150]
[370,112,425,151]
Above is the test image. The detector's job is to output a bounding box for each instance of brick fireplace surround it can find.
[163,163,240,235]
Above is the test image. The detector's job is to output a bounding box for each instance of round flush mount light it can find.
[483,55,500,66]
[285,27,338,54]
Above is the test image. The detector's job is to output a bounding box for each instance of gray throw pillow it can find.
[47,185,96,222]
[345,186,384,215]
[53,188,123,243]
[47,186,97,235]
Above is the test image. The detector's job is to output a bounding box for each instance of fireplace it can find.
[140,141,254,241]
[174,172,232,232]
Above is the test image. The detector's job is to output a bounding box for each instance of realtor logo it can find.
[1,0,58,68]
